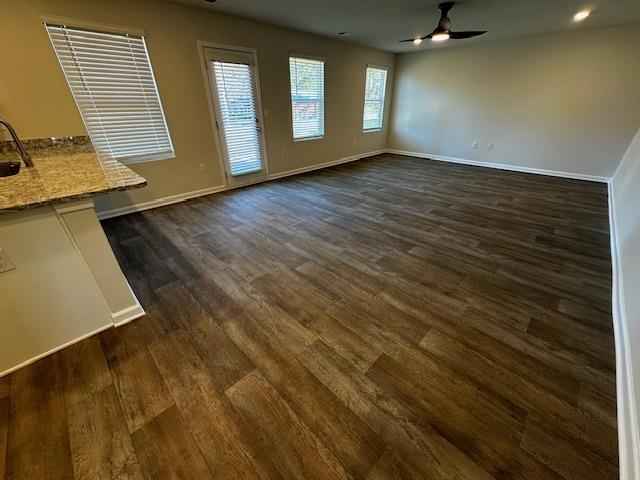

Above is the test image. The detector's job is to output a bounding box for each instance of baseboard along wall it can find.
[96,149,385,219]
[385,149,610,183]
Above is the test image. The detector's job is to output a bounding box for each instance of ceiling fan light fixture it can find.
[432,32,450,42]
[573,9,591,22]
[399,2,486,45]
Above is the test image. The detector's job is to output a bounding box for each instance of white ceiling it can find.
[172,0,640,52]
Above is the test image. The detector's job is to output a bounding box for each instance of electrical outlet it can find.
[487,143,494,151]
[199,163,207,173]
[281,149,286,159]
[472,141,479,149]
[354,137,358,145]
[0,249,16,273]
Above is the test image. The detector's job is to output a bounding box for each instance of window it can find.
[363,66,388,131]
[45,22,174,163]
[289,56,324,140]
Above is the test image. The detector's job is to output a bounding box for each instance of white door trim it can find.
[197,40,270,186]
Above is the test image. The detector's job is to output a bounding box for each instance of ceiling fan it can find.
[400,1,487,44]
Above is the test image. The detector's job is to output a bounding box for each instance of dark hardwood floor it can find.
[0,153,617,479]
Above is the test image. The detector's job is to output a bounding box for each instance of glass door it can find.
[204,47,267,188]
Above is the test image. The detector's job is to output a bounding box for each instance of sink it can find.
[0,161,21,177]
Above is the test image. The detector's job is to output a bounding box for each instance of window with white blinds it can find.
[45,23,174,163]
[289,56,324,140]
[363,66,388,131]
[212,60,263,176]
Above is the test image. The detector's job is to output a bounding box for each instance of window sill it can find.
[118,151,176,164]
[363,128,382,134]
[294,136,324,143]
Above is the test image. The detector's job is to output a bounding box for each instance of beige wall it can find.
[0,0,394,213]
[388,22,640,178]
[611,127,640,477]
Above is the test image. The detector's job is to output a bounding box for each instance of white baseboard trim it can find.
[96,150,385,220]
[112,303,146,327]
[385,149,610,183]
[0,323,113,378]
[97,184,228,220]
[608,181,640,480]
[268,149,385,180]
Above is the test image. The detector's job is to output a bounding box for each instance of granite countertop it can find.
[0,136,147,214]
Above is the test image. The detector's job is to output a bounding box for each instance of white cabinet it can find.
[0,201,143,376]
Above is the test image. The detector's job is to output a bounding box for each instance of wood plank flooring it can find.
[0,154,617,479]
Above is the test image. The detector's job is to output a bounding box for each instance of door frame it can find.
[197,40,270,188]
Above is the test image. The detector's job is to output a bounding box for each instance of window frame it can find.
[42,16,174,164]
[362,64,388,133]
[288,53,325,142]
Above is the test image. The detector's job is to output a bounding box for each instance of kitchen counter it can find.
[0,136,146,213]
[0,136,146,376]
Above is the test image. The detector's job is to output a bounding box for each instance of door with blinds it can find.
[204,47,267,188]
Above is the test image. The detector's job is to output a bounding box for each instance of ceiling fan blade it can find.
[449,30,487,39]
[399,33,431,42]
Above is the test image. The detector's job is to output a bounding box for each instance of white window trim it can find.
[366,63,388,72]
[294,135,325,143]
[288,53,325,141]
[43,16,175,164]
[41,15,144,37]
[363,64,388,133]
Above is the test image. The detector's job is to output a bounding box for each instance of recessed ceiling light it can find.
[573,9,591,22]
[431,32,450,42]
[413,37,423,45]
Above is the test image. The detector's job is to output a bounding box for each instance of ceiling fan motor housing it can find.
[438,17,452,32]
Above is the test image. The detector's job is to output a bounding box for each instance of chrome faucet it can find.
[0,118,33,168]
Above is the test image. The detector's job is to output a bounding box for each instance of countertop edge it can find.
[0,178,147,215]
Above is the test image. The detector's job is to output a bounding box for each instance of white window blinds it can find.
[212,60,263,176]
[289,56,324,140]
[363,66,388,131]
[45,23,174,163]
